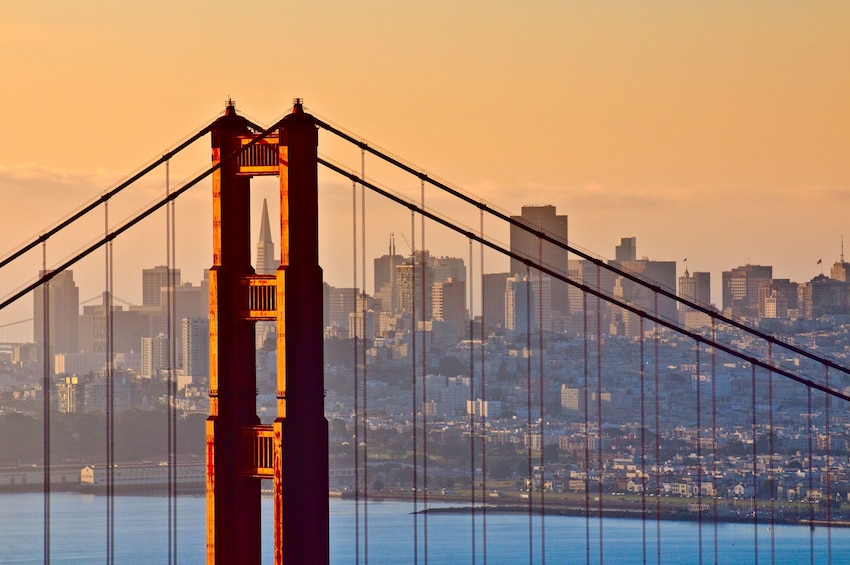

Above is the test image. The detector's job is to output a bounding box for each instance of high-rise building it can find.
[78,296,150,356]
[758,279,798,319]
[797,275,850,319]
[510,205,569,316]
[254,200,279,353]
[679,270,711,305]
[831,239,850,283]
[431,256,466,284]
[722,265,772,319]
[34,270,79,354]
[142,266,181,307]
[505,274,535,333]
[432,277,466,343]
[182,317,210,382]
[325,286,358,330]
[140,333,169,378]
[348,309,375,341]
[678,270,711,328]
[255,198,280,275]
[396,251,434,319]
[615,237,637,263]
[482,273,509,329]
[374,235,404,312]
[611,240,677,334]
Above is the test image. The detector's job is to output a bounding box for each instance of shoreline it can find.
[358,492,850,529]
[4,486,846,529]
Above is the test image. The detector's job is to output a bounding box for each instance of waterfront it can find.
[1,493,849,563]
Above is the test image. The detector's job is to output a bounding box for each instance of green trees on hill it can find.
[0,410,206,466]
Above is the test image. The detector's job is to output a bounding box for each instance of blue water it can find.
[0,493,848,563]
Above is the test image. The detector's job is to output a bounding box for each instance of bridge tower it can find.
[206,99,328,564]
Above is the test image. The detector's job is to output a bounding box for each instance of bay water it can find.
[1,493,848,563]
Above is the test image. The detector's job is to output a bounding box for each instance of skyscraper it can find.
[615,237,637,263]
[33,269,79,354]
[611,238,677,334]
[678,269,711,328]
[396,251,434,319]
[509,205,568,316]
[505,274,535,333]
[325,286,358,331]
[830,238,850,282]
[679,270,711,305]
[182,317,210,383]
[255,198,280,275]
[431,256,466,284]
[142,266,181,307]
[432,277,466,329]
[722,264,772,319]
[374,235,404,312]
[141,333,169,379]
[255,199,279,351]
[482,272,510,329]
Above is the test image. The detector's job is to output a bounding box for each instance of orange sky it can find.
[1,2,848,316]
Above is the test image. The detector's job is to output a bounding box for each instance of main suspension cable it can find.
[1,116,285,315]
[315,120,850,380]
[316,157,850,402]
[0,126,212,273]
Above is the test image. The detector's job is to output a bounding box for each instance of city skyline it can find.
[1,3,847,320]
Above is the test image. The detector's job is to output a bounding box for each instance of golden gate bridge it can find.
[1,100,849,564]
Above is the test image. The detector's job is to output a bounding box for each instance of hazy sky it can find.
[1,1,848,318]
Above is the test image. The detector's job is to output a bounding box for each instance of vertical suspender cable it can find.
[825,365,832,563]
[42,240,51,565]
[808,386,814,565]
[537,239,545,565]
[639,317,647,565]
[361,148,370,565]
[104,200,114,565]
[525,265,533,564]
[172,163,179,565]
[768,344,776,562]
[711,320,718,565]
[166,162,173,565]
[108,225,115,564]
[411,209,419,565]
[351,179,361,565]
[595,265,603,565]
[468,236,476,565]
[582,293,590,565]
[653,293,661,565]
[479,208,487,565]
[165,158,178,565]
[420,178,428,564]
[751,365,759,564]
[696,340,703,565]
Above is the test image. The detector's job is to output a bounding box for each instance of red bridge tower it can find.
[206,99,328,564]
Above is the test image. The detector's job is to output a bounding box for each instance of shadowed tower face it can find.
[256,198,280,275]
